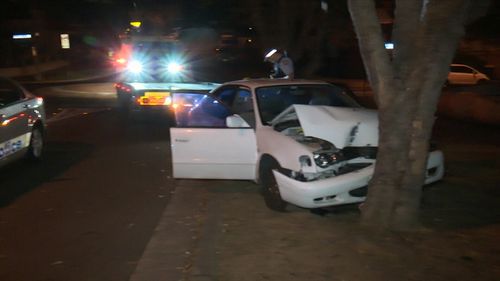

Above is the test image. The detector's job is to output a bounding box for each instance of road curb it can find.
[129,181,221,281]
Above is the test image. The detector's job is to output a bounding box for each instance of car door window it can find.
[451,66,473,74]
[460,66,473,73]
[212,86,237,108]
[173,92,231,127]
[230,89,255,127]
[0,78,23,107]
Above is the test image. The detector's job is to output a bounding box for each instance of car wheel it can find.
[260,159,288,212]
[26,125,44,161]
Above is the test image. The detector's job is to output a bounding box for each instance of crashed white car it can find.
[170,79,444,211]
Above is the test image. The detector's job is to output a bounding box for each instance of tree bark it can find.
[391,0,471,230]
[349,0,483,231]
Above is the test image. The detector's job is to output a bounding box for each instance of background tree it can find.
[348,0,490,230]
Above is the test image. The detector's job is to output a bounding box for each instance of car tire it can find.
[260,159,288,212]
[26,125,44,161]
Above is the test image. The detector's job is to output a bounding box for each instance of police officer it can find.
[264,49,294,79]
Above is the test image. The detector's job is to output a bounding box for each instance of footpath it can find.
[130,156,500,281]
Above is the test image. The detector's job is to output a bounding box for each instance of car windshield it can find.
[255,84,359,124]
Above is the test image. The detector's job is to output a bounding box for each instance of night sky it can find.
[2,0,499,40]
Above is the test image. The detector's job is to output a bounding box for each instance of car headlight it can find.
[313,152,343,168]
[167,62,184,74]
[127,60,143,73]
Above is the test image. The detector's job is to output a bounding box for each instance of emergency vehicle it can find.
[112,35,219,111]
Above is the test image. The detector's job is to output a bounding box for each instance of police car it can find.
[114,36,220,111]
[0,77,46,167]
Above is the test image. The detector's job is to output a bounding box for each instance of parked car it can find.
[169,79,445,211]
[0,77,46,167]
[448,64,490,85]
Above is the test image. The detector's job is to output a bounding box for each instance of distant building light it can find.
[385,43,394,49]
[60,34,71,49]
[130,21,142,28]
[13,34,32,39]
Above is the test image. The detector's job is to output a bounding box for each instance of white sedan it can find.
[170,79,444,211]
[448,64,490,85]
[0,77,46,168]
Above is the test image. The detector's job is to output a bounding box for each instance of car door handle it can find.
[174,138,189,143]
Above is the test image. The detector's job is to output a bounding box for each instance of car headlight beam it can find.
[167,62,184,74]
[127,60,143,73]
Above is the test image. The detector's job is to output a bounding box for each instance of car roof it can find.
[128,82,220,91]
[222,78,331,89]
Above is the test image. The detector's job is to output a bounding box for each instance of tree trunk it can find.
[348,0,478,231]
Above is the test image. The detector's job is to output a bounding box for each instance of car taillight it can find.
[115,83,132,93]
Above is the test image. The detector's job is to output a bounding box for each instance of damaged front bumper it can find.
[273,150,445,208]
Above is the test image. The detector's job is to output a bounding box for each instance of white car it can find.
[448,64,489,85]
[0,77,46,168]
[169,79,444,211]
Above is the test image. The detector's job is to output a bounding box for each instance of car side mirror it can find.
[226,114,250,128]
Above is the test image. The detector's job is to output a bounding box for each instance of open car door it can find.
[170,92,257,180]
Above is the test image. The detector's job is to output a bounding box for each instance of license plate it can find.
[138,92,171,106]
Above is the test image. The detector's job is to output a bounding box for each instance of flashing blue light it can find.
[385,43,394,50]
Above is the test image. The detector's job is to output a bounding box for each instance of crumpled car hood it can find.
[271,105,379,148]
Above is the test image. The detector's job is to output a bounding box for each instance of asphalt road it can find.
[0,84,175,281]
